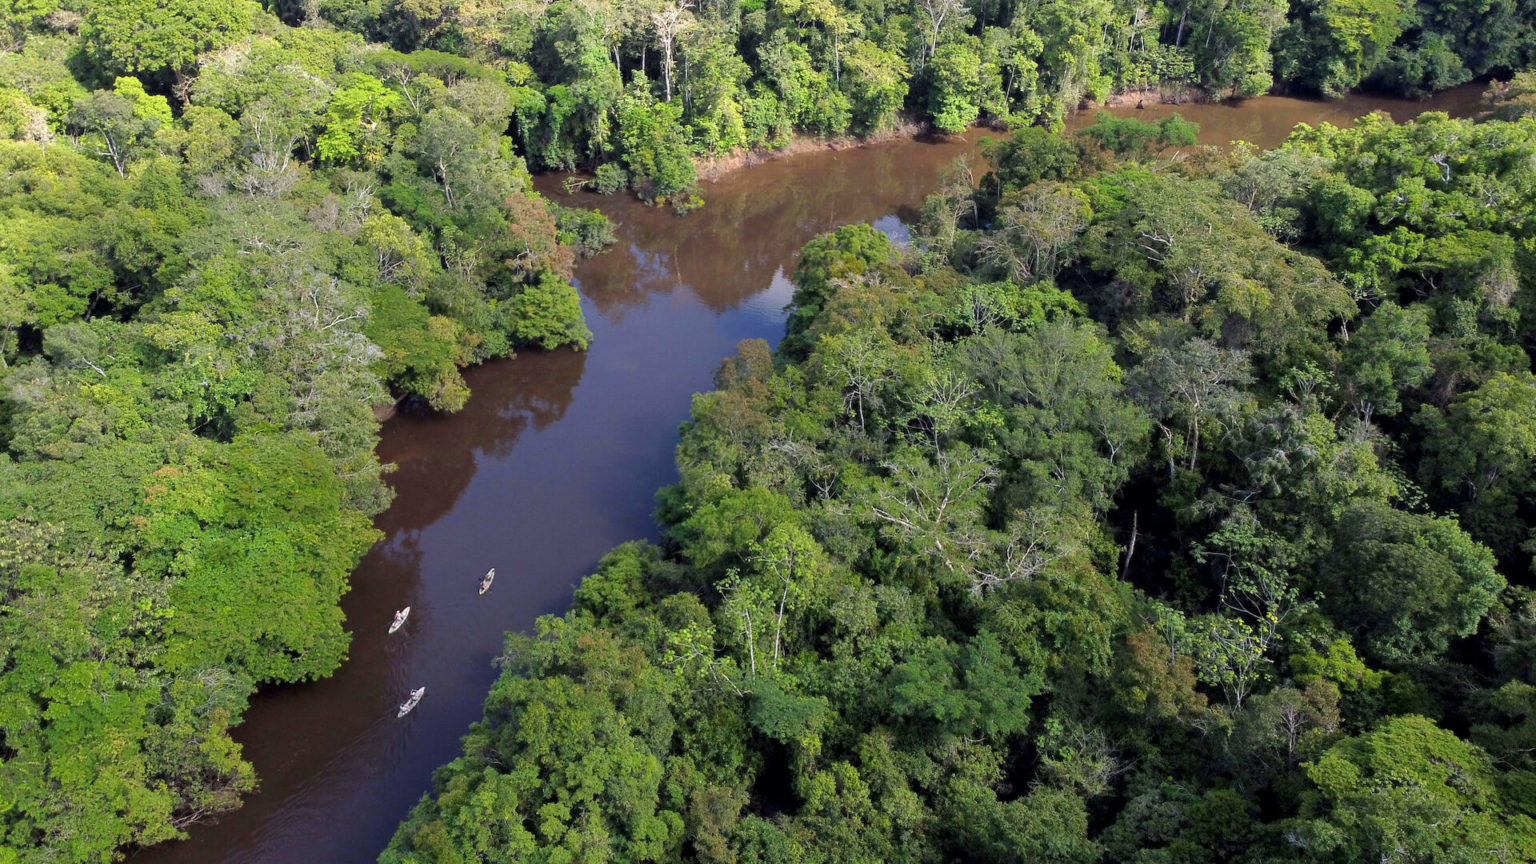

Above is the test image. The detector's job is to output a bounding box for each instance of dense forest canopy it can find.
[383,115,1536,863]
[0,3,608,860]
[0,0,1533,861]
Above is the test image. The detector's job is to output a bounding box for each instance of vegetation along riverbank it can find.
[0,0,1533,861]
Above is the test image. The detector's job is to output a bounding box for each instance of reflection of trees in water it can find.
[371,529,425,586]
[1060,84,1488,150]
[574,243,681,323]
[373,346,588,536]
[540,135,987,319]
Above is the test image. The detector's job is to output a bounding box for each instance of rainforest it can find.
[0,0,1534,862]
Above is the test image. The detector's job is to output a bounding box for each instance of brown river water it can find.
[134,84,1483,864]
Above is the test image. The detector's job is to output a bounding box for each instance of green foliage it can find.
[392,113,1536,864]
[1418,373,1536,558]
[316,73,402,165]
[618,86,697,205]
[843,41,909,135]
[367,286,471,411]
[1292,716,1536,861]
[380,616,686,864]
[510,270,593,350]
[85,0,256,78]
[593,162,629,194]
[0,12,602,860]
[1320,501,1504,664]
[138,435,383,681]
[1338,300,1432,417]
[555,205,617,258]
[926,40,984,134]
[1077,113,1199,159]
[1488,72,1536,121]
[1276,0,1412,96]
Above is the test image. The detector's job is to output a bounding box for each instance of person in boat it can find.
[398,687,425,716]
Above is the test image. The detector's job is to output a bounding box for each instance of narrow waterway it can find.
[134,84,1484,864]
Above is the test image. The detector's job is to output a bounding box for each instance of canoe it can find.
[479,568,495,595]
[397,686,426,717]
[388,606,410,634]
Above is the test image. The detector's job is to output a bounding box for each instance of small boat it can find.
[388,606,410,634]
[479,568,495,595]
[397,686,426,717]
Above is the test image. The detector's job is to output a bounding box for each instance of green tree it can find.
[68,88,157,178]
[1338,301,1432,419]
[316,73,402,165]
[842,40,907,135]
[510,269,593,350]
[1275,0,1411,96]
[1320,501,1505,665]
[926,39,982,133]
[617,84,697,204]
[1418,373,1536,558]
[1291,715,1536,862]
[85,0,255,89]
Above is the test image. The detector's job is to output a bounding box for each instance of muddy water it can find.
[1079,84,1484,147]
[135,84,1484,864]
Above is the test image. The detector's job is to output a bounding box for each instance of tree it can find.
[0,0,59,48]
[68,89,155,178]
[1077,112,1198,159]
[1320,501,1505,665]
[843,41,908,135]
[1190,513,1304,710]
[976,182,1092,282]
[1338,301,1432,419]
[85,0,255,91]
[412,106,485,211]
[1275,0,1411,97]
[651,0,694,103]
[617,85,696,203]
[1486,71,1536,120]
[1191,0,1286,98]
[915,0,970,63]
[926,39,982,133]
[980,126,1082,198]
[1418,373,1536,558]
[1127,325,1253,474]
[509,270,592,350]
[380,618,686,864]
[1291,716,1535,861]
[316,73,402,165]
[136,435,382,682]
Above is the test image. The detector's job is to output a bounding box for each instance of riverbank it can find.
[680,80,1488,185]
[1099,84,1210,107]
[693,118,931,181]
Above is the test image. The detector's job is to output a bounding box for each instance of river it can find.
[133,83,1484,864]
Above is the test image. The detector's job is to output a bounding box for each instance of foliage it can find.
[0,9,603,861]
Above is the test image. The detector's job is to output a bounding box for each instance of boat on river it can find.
[388,606,410,634]
[479,568,495,595]
[397,687,425,717]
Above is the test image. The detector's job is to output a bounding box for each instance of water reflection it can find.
[379,348,589,532]
[536,130,988,316]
